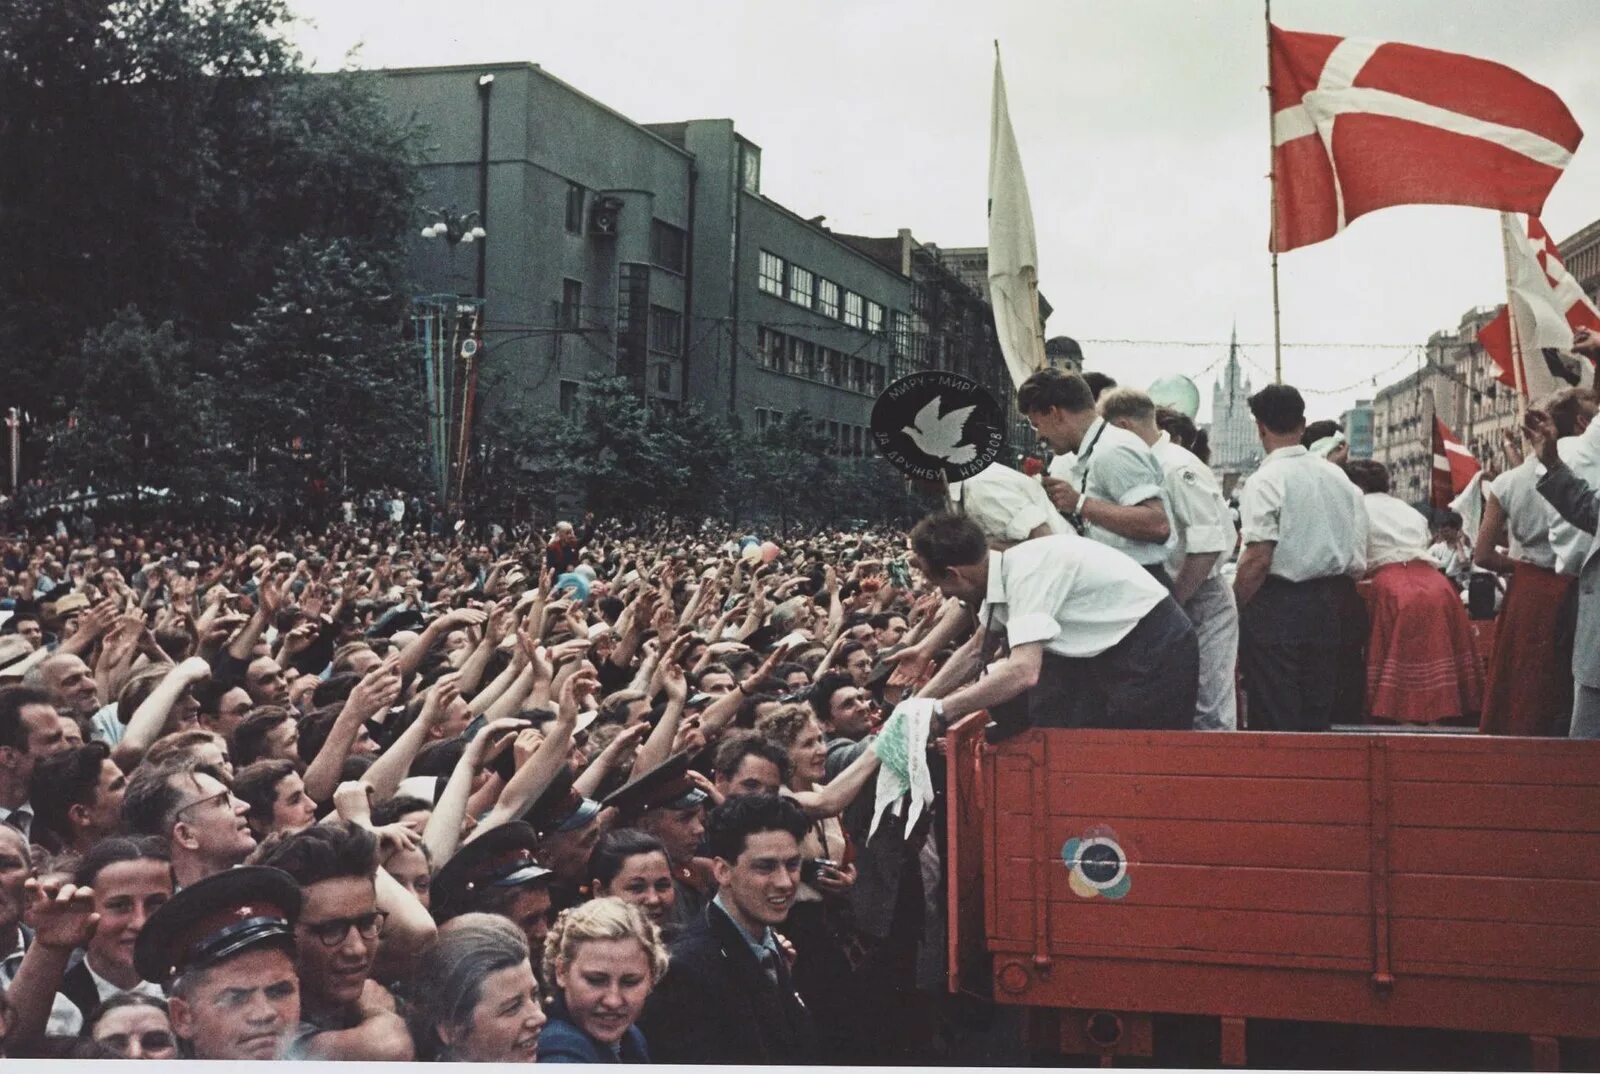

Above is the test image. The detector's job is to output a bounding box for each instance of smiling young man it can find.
[638,793,815,1065]
[255,822,415,1061]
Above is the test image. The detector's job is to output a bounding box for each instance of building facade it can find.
[376,62,1042,463]
[1339,399,1375,460]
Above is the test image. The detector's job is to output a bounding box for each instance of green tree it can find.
[44,307,225,508]
[216,238,427,509]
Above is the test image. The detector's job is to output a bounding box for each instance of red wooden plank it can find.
[994,898,1031,942]
[1385,742,1600,786]
[1391,827,1600,880]
[1045,740,1369,779]
[1390,874,1600,927]
[1047,862,1369,915]
[997,955,1600,1038]
[1048,773,1369,823]
[1391,918,1600,973]
[1392,783,1600,832]
[1047,903,1371,961]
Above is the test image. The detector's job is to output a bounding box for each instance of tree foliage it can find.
[0,0,424,509]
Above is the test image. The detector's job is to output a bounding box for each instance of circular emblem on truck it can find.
[1061,826,1131,900]
[870,371,1005,482]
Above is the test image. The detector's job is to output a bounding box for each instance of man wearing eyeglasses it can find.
[121,759,256,889]
[257,822,417,1061]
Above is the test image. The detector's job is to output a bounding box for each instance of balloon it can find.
[739,535,759,549]
[1148,374,1201,419]
[573,564,597,581]
[554,572,590,603]
[741,543,763,562]
[759,541,781,563]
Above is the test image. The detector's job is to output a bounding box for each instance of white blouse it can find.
[1363,492,1432,571]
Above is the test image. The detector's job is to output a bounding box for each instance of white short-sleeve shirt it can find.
[1363,492,1431,570]
[1238,445,1367,581]
[976,536,1168,659]
[1150,433,1236,578]
[1050,418,1174,566]
[1546,423,1600,576]
[949,463,1071,544]
[1489,456,1559,570]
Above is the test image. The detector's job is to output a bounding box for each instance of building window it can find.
[787,336,814,378]
[649,306,683,355]
[560,279,582,329]
[827,349,843,386]
[787,264,814,308]
[912,283,930,314]
[866,300,884,334]
[871,363,885,394]
[816,278,840,319]
[565,183,585,234]
[828,420,840,452]
[758,251,785,296]
[656,363,672,393]
[757,326,784,369]
[559,379,580,416]
[843,291,864,328]
[852,357,868,393]
[891,310,910,354]
[650,219,686,273]
[617,264,649,337]
[741,144,761,194]
[756,408,769,432]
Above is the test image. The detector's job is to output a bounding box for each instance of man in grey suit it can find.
[1530,400,1600,738]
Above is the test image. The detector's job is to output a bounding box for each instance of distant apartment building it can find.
[1340,399,1374,460]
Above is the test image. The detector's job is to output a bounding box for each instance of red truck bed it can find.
[944,719,1600,1065]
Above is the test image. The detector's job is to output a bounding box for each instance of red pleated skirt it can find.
[1479,562,1574,736]
[1365,561,1484,724]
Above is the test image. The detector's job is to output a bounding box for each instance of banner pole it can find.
[1499,216,1529,423]
[1266,0,1283,383]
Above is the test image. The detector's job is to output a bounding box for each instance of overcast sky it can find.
[286,0,1600,423]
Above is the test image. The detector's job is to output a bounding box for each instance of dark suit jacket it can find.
[59,959,100,1023]
[636,903,816,1065]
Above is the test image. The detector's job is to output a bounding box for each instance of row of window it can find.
[756,326,886,395]
[757,250,886,332]
[753,409,876,458]
[562,182,687,273]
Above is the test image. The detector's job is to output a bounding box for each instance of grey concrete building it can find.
[377,61,1044,465]
[1339,399,1375,460]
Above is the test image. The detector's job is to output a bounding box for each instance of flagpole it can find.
[1499,216,1528,423]
[1265,0,1283,383]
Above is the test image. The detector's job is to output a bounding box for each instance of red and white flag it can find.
[1431,417,1480,509]
[1270,25,1583,253]
[1478,213,1600,397]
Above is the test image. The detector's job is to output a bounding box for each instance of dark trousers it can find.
[1240,575,1357,731]
[1143,562,1175,590]
[991,596,1198,734]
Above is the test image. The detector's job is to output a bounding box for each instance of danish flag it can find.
[1478,214,1600,397]
[1431,418,1480,509]
[1270,25,1583,253]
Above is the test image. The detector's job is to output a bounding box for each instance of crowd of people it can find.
[0,357,1589,1063]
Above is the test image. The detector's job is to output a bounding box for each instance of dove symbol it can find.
[902,395,977,465]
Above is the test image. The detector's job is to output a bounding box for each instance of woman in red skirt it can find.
[1474,454,1576,735]
[1345,461,1484,724]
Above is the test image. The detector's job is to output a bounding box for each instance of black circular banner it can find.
[870,371,1005,482]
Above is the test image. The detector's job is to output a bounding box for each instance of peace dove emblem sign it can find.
[871,371,1004,482]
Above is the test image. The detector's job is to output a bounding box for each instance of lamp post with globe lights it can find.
[415,207,487,511]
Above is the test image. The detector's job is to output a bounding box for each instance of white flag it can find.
[1496,212,1594,398]
[987,48,1047,391]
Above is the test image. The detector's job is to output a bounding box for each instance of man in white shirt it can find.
[1015,369,1175,585]
[945,462,1071,548]
[1101,388,1240,731]
[1233,385,1368,732]
[909,513,1197,734]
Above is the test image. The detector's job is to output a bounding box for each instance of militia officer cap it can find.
[134,866,301,986]
[598,751,709,824]
[431,821,552,923]
[524,766,602,841]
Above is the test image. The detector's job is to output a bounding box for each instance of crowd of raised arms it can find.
[0,362,1588,1064]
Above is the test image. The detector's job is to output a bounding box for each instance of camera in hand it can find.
[800,857,839,885]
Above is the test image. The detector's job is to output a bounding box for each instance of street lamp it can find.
[418,208,486,245]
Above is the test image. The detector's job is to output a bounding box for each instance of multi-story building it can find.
[375,62,1042,467]
[1208,331,1262,495]
[1340,399,1375,460]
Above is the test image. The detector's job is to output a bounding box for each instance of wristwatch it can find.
[1067,499,1087,533]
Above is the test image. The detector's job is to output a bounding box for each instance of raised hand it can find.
[23,878,99,951]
